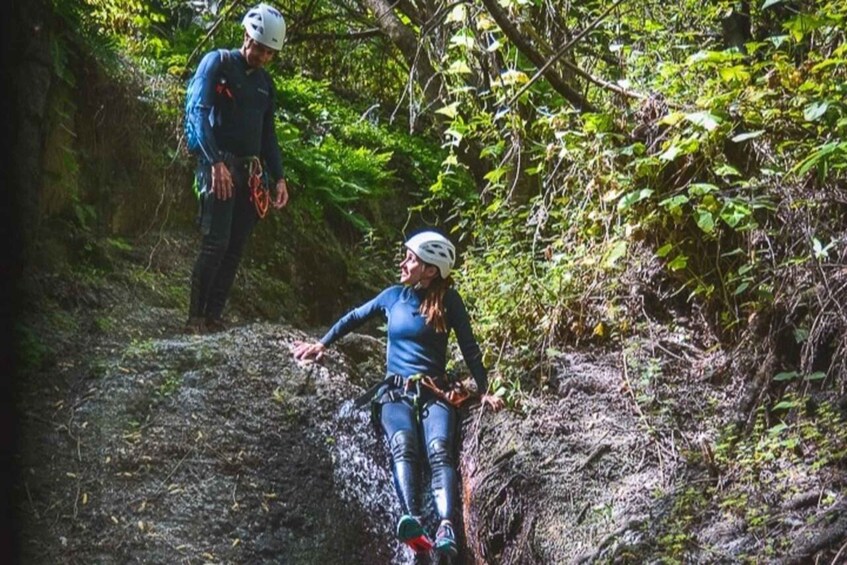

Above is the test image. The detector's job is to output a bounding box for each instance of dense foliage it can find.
[46,0,846,405]
[23,0,847,561]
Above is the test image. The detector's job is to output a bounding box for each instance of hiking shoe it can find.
[397,514,433,554]
[434,520,458,557]
[183,317,205,335]
[204,318,228,333]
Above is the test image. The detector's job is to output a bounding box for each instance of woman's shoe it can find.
[434,519,458,557]
[397,514,433,553]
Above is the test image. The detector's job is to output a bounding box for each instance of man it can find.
[184,3,289,333]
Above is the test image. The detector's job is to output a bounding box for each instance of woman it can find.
[293,230,504,557]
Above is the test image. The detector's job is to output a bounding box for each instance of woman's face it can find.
[399,249,435,286]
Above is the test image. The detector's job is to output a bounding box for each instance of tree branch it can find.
[506,0,629,106]
[559,59,645,101]
[478,0,594,111]
[287,28,383,43]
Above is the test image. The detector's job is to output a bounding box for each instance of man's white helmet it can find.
[405,231,456,279]
[242,4,286,51]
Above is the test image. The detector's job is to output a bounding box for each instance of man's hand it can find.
[211,162,233,200]
[273,178,289,209]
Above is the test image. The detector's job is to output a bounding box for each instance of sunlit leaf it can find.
[660,195,689,209]
[449,31,475,49]
[657,243,674,257]
[447,60,472,75]
[685,111,721,131]
[445,4,467,23]
[719,65,750,83]
[659,144,682,161]
[714,164,742,177]
[603,240,628,268]
[496,69,529,86]
[803,101,829,122]
[659,112,684,126]
[688,182,718,196]
[731,130,764,143]
[667,254,688,271]
[617,188,653,211]
[435,102,460,119]
[695,208,715,233]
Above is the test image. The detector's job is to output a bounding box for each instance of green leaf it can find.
[720,202,752,228]
[792,142,846,176]
[484,166,508,184]
[667,254,688,271]
[719,65,750,83]
[660,195,689,210]
[762,0,786,9]
[617,188,653,211]
[449,31,476,49]
[714,164,742,177]
[803,101,829,122]
[603,240,628,268]
[768,422,789,436]
[447,60,472,75]
[659,144,682,162]
[435,102,460,119]
[695,209,715,233]
[773,400,799,410]
[685,111,721,131]
[731,130,764,143]
[773,371,798,381]
[656,243,673,257]
[496,70,529,86]
[804,371,826,381]
[688,183,718,196]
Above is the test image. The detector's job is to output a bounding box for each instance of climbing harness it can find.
[354,373,473,424]
[246,157,270,219]
[414,374,473,409]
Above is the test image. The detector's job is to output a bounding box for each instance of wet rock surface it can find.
[14,240,847,564]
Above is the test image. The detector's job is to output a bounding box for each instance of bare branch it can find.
[479,0,595,111]
[507,0,630,106]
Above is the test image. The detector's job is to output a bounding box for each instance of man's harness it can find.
[220,155,270,219]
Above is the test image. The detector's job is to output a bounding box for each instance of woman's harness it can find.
[354,373,473,422]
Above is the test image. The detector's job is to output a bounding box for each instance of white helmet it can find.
[242,4,286,51]
[405,231,456,279]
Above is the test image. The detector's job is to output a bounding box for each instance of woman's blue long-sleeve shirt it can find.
[185,49,284,181]
[320,285,488,392]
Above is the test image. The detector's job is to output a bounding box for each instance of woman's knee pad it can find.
[427,437,453,468]
[390,430,418,463]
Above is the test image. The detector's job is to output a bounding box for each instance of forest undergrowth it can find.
[11,0,847,562]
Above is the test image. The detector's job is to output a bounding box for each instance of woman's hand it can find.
[292,340,325,361]
[480,393,505,412]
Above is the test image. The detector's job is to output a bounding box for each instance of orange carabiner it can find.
[248,158,269,219]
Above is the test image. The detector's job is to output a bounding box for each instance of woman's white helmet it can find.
[242,4,286,51]
[405,230,456,279]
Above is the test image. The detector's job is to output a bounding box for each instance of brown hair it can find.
[420,273,454,333]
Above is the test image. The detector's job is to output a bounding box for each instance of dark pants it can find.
[380,398,457,521]
[188,164,258,321]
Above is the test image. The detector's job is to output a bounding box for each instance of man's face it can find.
[243,37,277,68]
